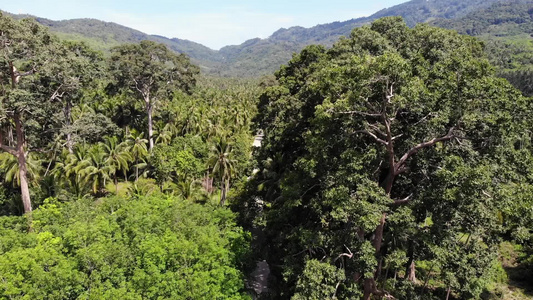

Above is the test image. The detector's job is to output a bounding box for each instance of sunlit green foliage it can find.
[0,195,250,299]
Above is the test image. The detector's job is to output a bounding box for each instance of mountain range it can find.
[3,0,533,77]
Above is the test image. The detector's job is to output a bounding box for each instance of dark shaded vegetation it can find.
[237,17,533,300]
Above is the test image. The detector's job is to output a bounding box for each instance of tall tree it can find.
[126,130,148,182]
[208,138,236,206]
[109,41,199,151]
[0,14,64,214]
[56,41,103,152]
[248,17,530,299]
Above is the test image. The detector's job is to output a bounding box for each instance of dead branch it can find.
[395,126,457,176]
[355,130,388,146]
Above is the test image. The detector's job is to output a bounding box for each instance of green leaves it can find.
[249,16,532,299]
[0,195,250,299]
[293,259,347,300]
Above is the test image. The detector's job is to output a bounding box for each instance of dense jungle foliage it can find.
[0,11,532,300]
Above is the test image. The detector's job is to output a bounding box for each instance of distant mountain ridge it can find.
[3,0,532,77]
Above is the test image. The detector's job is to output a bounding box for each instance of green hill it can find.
[4,0,532,81]
[432,0,533,95]
[2,12,223,74]
[214,0,506,76]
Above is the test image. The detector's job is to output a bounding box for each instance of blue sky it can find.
[2,0,407,49]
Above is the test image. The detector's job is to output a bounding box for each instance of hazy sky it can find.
[2,0,407,50]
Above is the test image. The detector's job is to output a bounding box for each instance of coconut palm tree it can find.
[208,138,236,206]
[154,122,173,146]
[101,136,131,194]
[57,144,96,198]
[177,178,204,201]
[126,130,148,182]
[0,152,43,188]
[81,144,114,195]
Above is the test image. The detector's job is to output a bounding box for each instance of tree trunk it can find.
[220,180,226,206]
[146,100,154,151]
[446,286,451,300]
[364,121,399,296]
[135,158,139,182]
[8,127,13,147]
[406,241,417,282]
[15,115,31,214]
[407,260,416,282]
[363,279,373,300]
[115,174,118,195]
[65,100,73,153]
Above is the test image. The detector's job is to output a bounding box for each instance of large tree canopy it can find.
[246,17,532,299]
[0,14,100,214]
[109,41,199,151]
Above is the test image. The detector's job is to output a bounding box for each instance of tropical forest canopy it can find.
[0,2,533,300]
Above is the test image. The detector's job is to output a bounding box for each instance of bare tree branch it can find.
[0,129,17,156]
[333,110,381,117]
[413,112,437,126]
[395,126,457,175]
[392,194,413,206]
[334,245,354,262]
[355,130,388,146]
[392,134,403,141]
[49,84,64,101]
[368,123,387,138]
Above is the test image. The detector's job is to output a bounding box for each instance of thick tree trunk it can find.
[15,115,31,214]
[7,64,32,215]
[18,152,31,213]
[364,156,394,298]
[407,260,416,282]
[363,279,373,300]
[146,100,154,151]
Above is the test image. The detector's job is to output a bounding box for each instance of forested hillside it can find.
[5,0,532,78]
[433,0,533,95]
[210,0,511,76]
[3,12,224,74]
[1,5,533,300]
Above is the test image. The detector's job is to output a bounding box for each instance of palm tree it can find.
[59,144,95,198]
[0,152,43,187]
[81,144,113,195]
[154,122,173,146]
[126,130,148,182]
[208,138,236,206]
[177,179,204,201]
[101,136,132,194]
